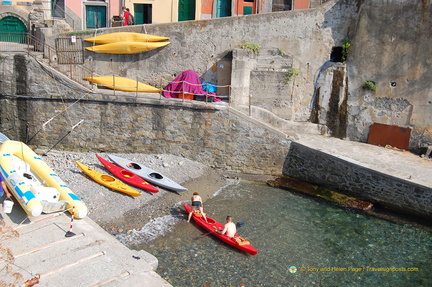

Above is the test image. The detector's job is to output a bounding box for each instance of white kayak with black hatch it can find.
[107,155,188,192]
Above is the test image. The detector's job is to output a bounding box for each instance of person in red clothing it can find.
[121,6,130,26]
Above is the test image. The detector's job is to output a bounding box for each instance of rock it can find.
[267,175,374,211]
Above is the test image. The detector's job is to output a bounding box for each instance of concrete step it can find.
[235,105,323,138]
[0,207,171,287]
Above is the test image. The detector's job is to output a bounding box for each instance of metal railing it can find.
[82,75,230,103]
[0,32,94,90]
[52,1,75,30]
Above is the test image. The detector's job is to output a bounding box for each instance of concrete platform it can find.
[296,134,432,189]
[0,206,172,287]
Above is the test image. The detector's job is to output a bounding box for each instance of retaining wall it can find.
[283,142,432,219]
[0,94,290,175]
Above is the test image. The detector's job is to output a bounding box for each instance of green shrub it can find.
[239,43,261,55]
[284,68,301,84]
[362,81,377,93]
[342,38,351,62]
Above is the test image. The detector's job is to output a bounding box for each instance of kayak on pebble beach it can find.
[96,154,159,193]
[75,160,142,197]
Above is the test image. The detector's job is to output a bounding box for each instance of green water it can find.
[123,182,432,286]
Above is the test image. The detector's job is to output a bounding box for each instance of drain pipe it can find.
[310,58,334,109]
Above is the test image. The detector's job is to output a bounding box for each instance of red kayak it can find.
[96,155,158,193]
[184,204,258,255]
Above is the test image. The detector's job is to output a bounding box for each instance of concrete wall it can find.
[346,0,432,146]
[283,142,432,219]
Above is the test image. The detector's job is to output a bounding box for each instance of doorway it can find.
[0,16,27,43]
[85,5,107,29]
[51,0,65,18]
[216,0,232,18]
[178,0,195,21]
[134,4,152,24]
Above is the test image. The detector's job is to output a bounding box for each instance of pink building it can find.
[0,0,310,39]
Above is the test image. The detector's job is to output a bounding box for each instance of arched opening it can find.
[0,16,27,43]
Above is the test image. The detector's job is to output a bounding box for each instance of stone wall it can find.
[1,54,430,220]
[283,142,432,219]
[3,0,432,148]
[53,0,431,148]
[60,0,358,132]
[0,94,291,175]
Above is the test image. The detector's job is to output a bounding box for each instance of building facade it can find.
[0,0,311,38]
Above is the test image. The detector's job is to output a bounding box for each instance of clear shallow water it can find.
[118,182,432,287]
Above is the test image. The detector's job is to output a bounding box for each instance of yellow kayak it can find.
[85,32,169,44]
[86,41,170,54]
[83,76,160,93]
[75,161,141,197]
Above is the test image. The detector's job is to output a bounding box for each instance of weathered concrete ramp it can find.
[0,209,171,287]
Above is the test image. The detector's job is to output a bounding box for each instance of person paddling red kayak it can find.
[184,203,258,255]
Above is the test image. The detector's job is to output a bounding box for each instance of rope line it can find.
[26,94,90,144]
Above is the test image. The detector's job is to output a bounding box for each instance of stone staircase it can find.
[234,104,324,139]
[0,209,171,286]
[44,18,74,34]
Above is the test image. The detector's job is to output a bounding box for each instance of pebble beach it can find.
[41,151,236,234]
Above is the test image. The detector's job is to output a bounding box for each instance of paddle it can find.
[201,221,245,236]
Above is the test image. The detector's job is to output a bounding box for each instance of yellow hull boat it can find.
[85,32,169,44]
[75,161,141,197]
[83,76,161,93]
[86,41,170,54]
[0,140,88,218]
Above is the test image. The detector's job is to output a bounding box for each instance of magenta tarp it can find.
[162,70,221,101]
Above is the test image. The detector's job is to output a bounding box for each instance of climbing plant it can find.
[278,49,286,57]
[284,68,301,84]
[66,30,95,36]
[342,38,351,62]
[362,81,377,93]
[239,42,261,55]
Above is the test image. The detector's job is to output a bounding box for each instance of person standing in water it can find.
[187,192,208,223]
